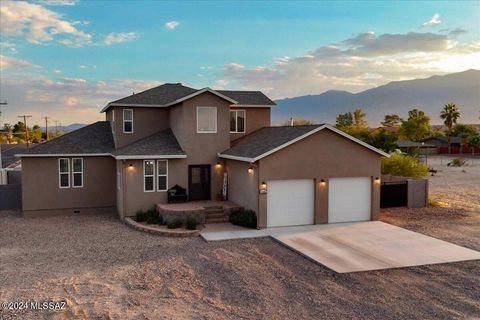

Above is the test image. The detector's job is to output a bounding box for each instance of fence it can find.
[438,147,480,155]
[381,175,428,208]
[0,184,22,209]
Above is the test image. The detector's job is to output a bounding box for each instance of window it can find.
[123,109,133,133]
[72,158,83,188]
[157,160,168,192]
[144,160,154,192]
[59,158,70,188]
[230,110,246,133]
[111,109,115,133]
[197,107,217,133]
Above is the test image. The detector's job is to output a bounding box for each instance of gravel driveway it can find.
[1,207,479,320]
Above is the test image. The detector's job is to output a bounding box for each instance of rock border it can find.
[124,217,200,237]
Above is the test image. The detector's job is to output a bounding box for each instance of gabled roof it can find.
[101,83,275,112]
[219,124,389,162]
[16,122,115,157]
[113,129,186,159]
[396,140,435,148]
[423,136,462,143]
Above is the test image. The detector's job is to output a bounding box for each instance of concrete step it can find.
[205,212,226,219]
[205,217,229,223]
[204,209,224,214]
[204,206,223,210]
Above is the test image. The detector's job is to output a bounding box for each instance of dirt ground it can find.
[1,206,479,320]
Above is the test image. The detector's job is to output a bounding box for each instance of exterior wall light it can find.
[320,179,326,186]
[215,161,221,169]
[128,163,133,168]
[259,181,267,194]
[375,177,380,183]
[248,167,254,174]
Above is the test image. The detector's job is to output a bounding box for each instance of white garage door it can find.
[267,179,314,227]
[328,177,371,223]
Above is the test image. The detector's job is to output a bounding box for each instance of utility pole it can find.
[0,102,7,169]
[18,115,32,149]
[54,120,59,137]
[42,116,51,141]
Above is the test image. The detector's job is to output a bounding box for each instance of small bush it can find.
[428,198,440,207]
[145,207,162,224]
[185,217,197,230]
[135,210,148,222]
[229,209,257,228]
[450,158,466,167]
[167,219,183,229]
[381,153,428,178]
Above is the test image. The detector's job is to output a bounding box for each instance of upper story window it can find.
[123,109,133,133]
[230,110,246,133]
[59,158,70,188]
[197,107,217,133]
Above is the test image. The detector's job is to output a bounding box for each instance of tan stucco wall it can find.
[230,107,271,141]
[109,106,170,148]
[22,156,116,215]
[255,129,382,228]
[226,160,258,212]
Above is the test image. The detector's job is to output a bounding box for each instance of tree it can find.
[467,134,480,157]
[30,125,42,143]
[281,118,314,126]
[353,109,368,128]
[452,124,477,154]
[335,112,353,130]
[381,114,403,130]
[399,109,432,142]
[381,154,428,178]
[367,129,398,153]
[336,108,370,140]
[440,102,461,154]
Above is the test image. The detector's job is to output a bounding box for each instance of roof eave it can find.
[114,154,187,160]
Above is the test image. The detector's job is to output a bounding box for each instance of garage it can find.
[328,177,371,223]
[267,179,314,227]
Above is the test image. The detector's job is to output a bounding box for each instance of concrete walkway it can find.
[200,221,480,273]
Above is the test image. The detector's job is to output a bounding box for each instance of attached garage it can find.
[267,179,314,227]
[328,177,372,223]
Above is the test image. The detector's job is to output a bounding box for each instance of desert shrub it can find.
[450,158,466,167]
[135,210,148,222]
[185,217,197,230]
[229,208,257,228]
[428,198,440,207]
[381,154,428,178]
[145,207,161,224]
[167,219,183,229]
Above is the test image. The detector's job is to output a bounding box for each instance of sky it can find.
[0,0,479,126]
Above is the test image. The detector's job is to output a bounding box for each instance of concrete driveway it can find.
[273,221,480,273]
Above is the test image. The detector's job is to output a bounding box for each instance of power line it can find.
[18,115,32,149]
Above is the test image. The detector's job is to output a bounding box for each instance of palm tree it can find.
[440,103,461,154]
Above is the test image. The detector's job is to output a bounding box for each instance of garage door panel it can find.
[267,179,314,227]
[328,177,371,223]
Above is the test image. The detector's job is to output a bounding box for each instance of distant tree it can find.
[440,102,461,154]
[336,108,370,141]
[30,125,42,143]
[381,114,403,130]
[335,112,354,130]
[468,134,480,157]
[367,129,399,153]
[399,109,432,142]
[281,118,314,126]
[452,124,477,154]
[353,109,368,128]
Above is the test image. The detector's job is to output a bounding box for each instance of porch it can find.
[156,200,242,224]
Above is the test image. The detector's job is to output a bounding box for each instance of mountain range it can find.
[273,69,480,125]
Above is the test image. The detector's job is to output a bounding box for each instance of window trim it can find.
[230,109,246,133]
[72,158,84,188]
[143,160,155,192]
[123,108,134,133]
[196,106,217,133]
[156,160,168,192]
[111,109,115,133]
[58,158,70,189]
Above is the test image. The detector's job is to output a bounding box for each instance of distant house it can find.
[16,83,388,228]
[422,136,461,148]
[396,140,436,154]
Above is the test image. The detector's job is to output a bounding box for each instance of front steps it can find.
[204,205,228,224]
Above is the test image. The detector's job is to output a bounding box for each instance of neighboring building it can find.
[422,136,461,148]
[396,140,436,154]
[16,83,388,228]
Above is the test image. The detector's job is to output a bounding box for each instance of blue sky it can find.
[1,0,479,125]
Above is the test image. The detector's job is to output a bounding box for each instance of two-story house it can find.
[17,83,388,228]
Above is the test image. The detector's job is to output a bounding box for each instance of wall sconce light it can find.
[215,161,221,169]
[128,163,133,168]
[248,167,254,174]
[259,181,267,194]
[320,179,326,186]
[375,177,380,183]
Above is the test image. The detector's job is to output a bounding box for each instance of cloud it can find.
[40,0,78,5]
[79,65,86,69]
[0,41,17,54]
[422,13,441,27]
[448,28,468,37]
[164,21,180,30]
[52,69,62,74]
[221,30,480,99]
[0,55,40,70]
[213,79,229,89]
[0,0,92,46]
[102,32,138,45]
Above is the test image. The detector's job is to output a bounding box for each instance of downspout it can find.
[122,160,127,220]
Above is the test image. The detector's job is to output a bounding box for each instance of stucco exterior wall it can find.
[230,107,271,141]
[110,106,170,148]
[22,156,116,216]
[226,160,258,212]
[256,129,382,228]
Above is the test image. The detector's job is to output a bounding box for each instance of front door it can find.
[188,165,211,200]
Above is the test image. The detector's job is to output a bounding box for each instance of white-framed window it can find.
[123,109,133,133]
[72,158,83,188]
[157,160,168,192]
[59,158,70,188]
[144,160,155,192]
[197,106,217,133]
[230,110,246,133]
[111,109,115,133]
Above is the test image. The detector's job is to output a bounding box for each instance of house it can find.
[422,136,461,148]
[16,83,388,228]
[396,140,436,155]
